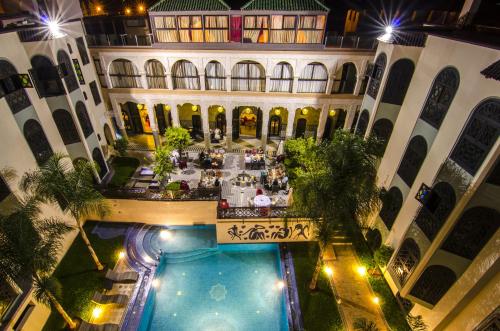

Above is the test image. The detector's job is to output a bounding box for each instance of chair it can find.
[78,321,119,331]
[104,270,139,283]
[92,292,129,306]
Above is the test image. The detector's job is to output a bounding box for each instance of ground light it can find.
[160,229,171,240]
[356,265,367,276]
[92,306,103,319]
[324,266,333,276]
[372,296,380,305]
[152,279,160,288]
[276,280,285,289]
[118,251,126,259]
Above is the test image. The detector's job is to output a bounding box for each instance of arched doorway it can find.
[92,147,108,179]
[155,104,172,134]
[269,115,281,136]
[121,102,148,134]
[295,118,307,138]
[323,109,347,141]
[216,113,226,132]
[294,107,320,138]
[103,124,114,145]
[268,107,288,139]
[232,106,262,139]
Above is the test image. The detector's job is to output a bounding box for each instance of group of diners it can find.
[244,148,266,170]
[199,148,225,169]
[261,164,288,193]
[199,169,222,188]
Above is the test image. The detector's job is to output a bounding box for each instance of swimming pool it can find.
[139,226,289,331]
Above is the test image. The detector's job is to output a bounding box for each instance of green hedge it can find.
[109,157,140,187]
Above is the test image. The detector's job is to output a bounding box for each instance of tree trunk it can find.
[46,291,77,329]
[77,222,104,271]
[309,250,322,290]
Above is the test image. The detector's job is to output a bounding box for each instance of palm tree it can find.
[291,130,381,290]
[354,318,380,331]
[21,154,109,270]
[0,197,76,328]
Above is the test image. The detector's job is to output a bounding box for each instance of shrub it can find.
[374,245,394,268]
[113,138,129,156]
[164,127,191,153]
[153,145,174,180]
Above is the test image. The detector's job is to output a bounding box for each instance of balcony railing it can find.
[217,206,296,219]
[100,187,221,201]
[86,33,377,50]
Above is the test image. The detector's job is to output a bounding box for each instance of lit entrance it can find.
[232,106,262,140]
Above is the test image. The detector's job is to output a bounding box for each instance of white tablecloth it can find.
[254,195,271,207]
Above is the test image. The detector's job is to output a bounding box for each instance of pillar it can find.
[316,104,329,144]
[226,75,231,92]
[145,100,161,148]
[345,104,359,130]
[325,73,334,95]
[200,74,206,90]
[286,108,296,139]
[167,73,174,90]
[261,108,270,149]
[292,77,299,93]
[111,99,128,139]
[171,104,180,127]
[201,103,210,148]
[140,72,148,89]
[225,105,233,150]
[265,76,271,93]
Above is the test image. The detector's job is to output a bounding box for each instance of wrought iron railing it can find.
[217,206,295,219]
[101,187,221,201]
[86,34,153,47]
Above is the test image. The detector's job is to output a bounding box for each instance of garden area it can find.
[108,156,140,188]
[290,242,343,331]
[42,222,126,331]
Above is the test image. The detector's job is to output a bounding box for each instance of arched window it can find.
[450,99,500,176]
[367,53,387,99]
[109,59,141,88]
[415,181,456,241]
[92,148,107,179]
[410,265,456,306]
[441,207,499,260]
[379,187,403,229]
[381,59,415,105]
[355,109,369,136]
[0,60,31,113]
[57,50,79,93]
[397,135,427,187]
[270,62,293,93]
[30,55,65,97]
[205,61,226,91]
[372,118,394,153]
[145,59,167,89]
[76,101,94,138]
[171,60,200,90]
[297,62,328,93]
[391,238,420,285]
[23,119,53,165]
[52,109,80,145]
[420,67,459,129]
[231,60,265,92]
[332,62,357,94]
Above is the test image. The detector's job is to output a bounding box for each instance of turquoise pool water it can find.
[139,226,288,331]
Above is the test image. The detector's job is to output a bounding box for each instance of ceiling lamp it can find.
[329,109,336,117]
[274,108,281,116]
[301,108,308,116]
[217,106,224,113]
[192,105,198,112]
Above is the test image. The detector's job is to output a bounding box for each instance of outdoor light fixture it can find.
[137,104,144,110]
[324,266,333,276]
[163,105,170,111]
[301,108,308,115]
[377,25,394,43]
[192,105,198,112]
[329,109,336,117]
[274,108,281,115]
[217,106,224,113]
[118,251,126,259]
[125,8,131,15]
[138,5,145,13]
[92,306,103,319]
[372,296,380,305]
[152,279,160,288]
[45,19,66,39]
[356,265,367,276]
[276,280,285,289]
[244,108,252,114]
[96,6,102,13]
[160,229,171,240]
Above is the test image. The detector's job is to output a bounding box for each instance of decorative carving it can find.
[390,238,420,286]
[367,53,387,99]
[227,223,310,241]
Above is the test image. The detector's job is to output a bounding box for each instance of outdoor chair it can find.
[92,292,129,306]
[78,321,120,331]
[105,270,139,283]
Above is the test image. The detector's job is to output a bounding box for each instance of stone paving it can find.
[324,244,389,331]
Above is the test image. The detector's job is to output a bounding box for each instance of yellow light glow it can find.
[276,280,285,289]
[92,306,102,319]
[118,251,126,259]
[152,279,159,288]
[372,296,380,305]
[192,105,198,112]
[274,108,281,115]
[244,108,252,114]
[301,108,309,115]
[357,266,367,276]
[159,229,171,240]
[96,6,102,12]
[137,104,144,110]
[329,109,336,117]
[163,105,171,111]
[138,5,145,12]
[324,266,333,276]
[125,8,131,15]
[217,106,224,113]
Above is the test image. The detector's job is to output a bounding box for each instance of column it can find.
[111,99,128,139]
[226,75,231,92]
[265,76,271,93]
[225,104,233,150]
[140,72,149,89]
[200,74,206,90]
[353,74,363,95]
[166,73,174,90]
[345,104,358,130]
[316,104,329,144]
[292,77,299,93]
[145,100,161,148]
[260,108,270,149]
[325,73,334,95]
[285,107,296,139]
[171,104,180,127]
[201,103,210,148]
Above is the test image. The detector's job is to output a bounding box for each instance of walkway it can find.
[324,245,389,331]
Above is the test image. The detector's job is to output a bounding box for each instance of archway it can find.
[270,62,293,93]
[178,103,203,140]
[53,109,81,145]
[155,104,172,135]
[209,105,226,141]
[31,55,65,97]
[145,59,167,89]
[332,62,357,94]
[103,123,114,145]
[92,147,108,179]
[379,186,403,230]
[231,61,266,92]
[109,59,141,88]
[23,119,53,165]
[269,107,288,138]
[397,135,428,187]
[232,106,262,140]
[205,61,226,91]
[297,62,328,93]
[0,59,31,114]
[392,238,421,285]
[76,101,94,138]
[294,107,320,138]
[355,109,369,136]
[372,118,394,153]
[381,58,415,105]
[120,102,151,134]
[172,60,200,90]
[410,265,456,306]
[323,109,347,141]
[57,49,79,93]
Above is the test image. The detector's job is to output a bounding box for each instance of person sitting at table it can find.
[199,151,205,162]
[214,178,220,187]
[244,154,252,165]
[214,128,221,140]
[256,188,263,195]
